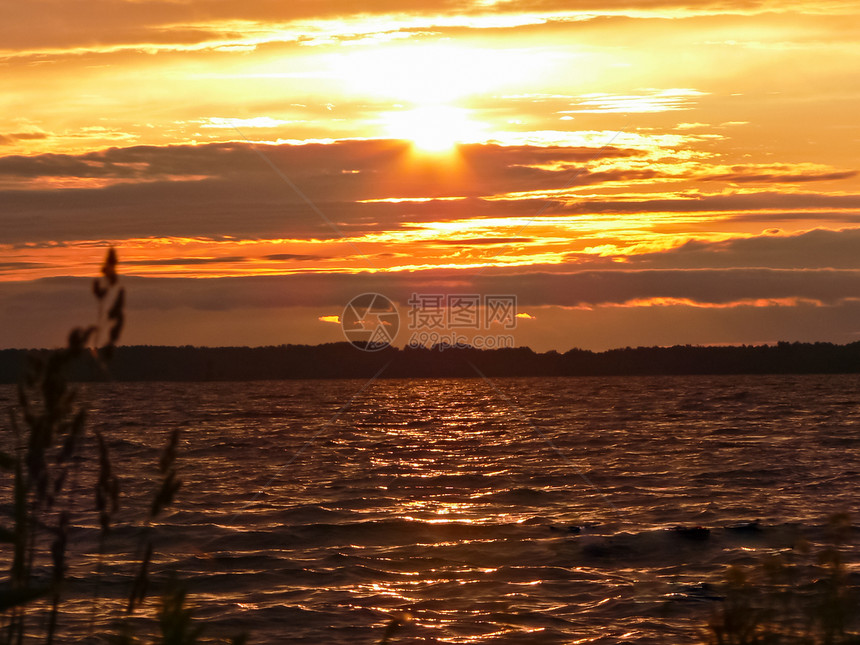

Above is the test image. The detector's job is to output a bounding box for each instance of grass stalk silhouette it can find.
[704,514,859,644]
[0,249,244,644]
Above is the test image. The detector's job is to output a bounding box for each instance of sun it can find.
[384,105,484,153]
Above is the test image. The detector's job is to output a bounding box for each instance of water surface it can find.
[3,375,859,643]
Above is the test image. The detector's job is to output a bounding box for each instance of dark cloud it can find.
[627,228,860,270]
[0,152,143,178]
[0,141,857,248]
[0,139,643,244]
[9,132,49,140]
[555,191,860,215]
[1,183,858,248]
[5,265,860,349]
[4,266,858,313]
[0,132,50,145]
[264,253,328,261]
[729,211,860,224]
[0,142,256,179]
[0,261,47,271]
[471,269,860,308]
[702,169,857,183]
[0,140,640,183]
[425,237,533,245]
[122,256,248,266]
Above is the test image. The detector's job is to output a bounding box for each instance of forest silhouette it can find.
[3,341,860,383]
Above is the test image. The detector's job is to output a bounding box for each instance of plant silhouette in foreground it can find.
[0,250,243,644]
[705,514,859,644]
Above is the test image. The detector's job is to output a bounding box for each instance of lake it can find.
[3,374,860,643]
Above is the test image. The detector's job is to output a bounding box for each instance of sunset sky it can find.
[1,0,859,351]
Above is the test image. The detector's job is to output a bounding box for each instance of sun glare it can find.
[335,43,522,104]
[385,105,483,152]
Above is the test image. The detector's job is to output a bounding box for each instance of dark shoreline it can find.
[3,341,860,383]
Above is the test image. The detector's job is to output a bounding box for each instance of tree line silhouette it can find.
[3,341,860,383]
